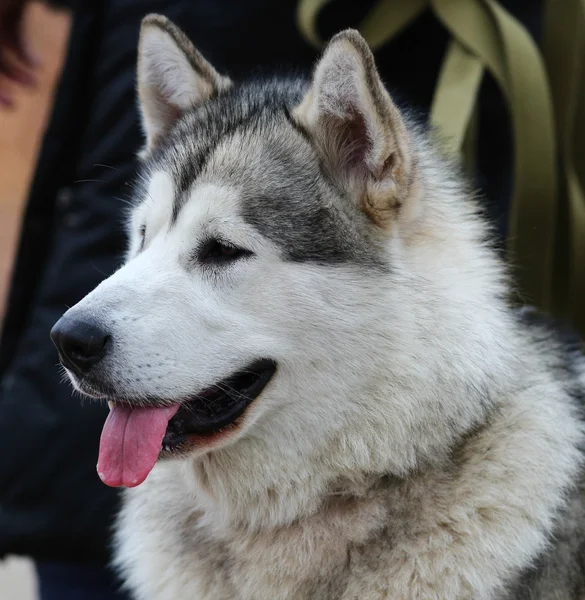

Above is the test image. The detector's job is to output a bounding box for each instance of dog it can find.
[50,14,585,599]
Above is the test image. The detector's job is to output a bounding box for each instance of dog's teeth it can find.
[108,401,115,410]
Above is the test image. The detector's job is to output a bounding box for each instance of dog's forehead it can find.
[139,80,384,267]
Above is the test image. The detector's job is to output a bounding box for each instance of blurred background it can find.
[1,556,36,599]
[1,4,69,598]
[0,2,69,319]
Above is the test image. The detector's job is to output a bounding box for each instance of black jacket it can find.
[0,0,537,563]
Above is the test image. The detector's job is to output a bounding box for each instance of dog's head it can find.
[51,16,506,499]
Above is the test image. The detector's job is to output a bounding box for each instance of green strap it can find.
[297,0,331,47]
[429,39,483,156]
[543,0,585,333]
[296,0,425,49]
[431,0,558,312]
[461,104,479,177]
[572,2,585,334]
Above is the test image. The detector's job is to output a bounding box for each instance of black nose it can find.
[50,317,110,374]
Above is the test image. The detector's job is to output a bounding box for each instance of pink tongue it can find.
[97,404,180,488]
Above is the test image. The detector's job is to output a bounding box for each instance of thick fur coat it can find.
[54,15,585,599]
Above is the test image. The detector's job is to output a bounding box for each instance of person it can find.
[0,0,544,597]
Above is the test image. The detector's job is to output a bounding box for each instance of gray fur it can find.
[143,78,387,267]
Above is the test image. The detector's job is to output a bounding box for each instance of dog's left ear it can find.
[294,30,416,227]
[137,14,232,154]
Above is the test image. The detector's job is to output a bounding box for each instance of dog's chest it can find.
[179,495,389,600]
[217,532,350,599]
[118,469,393,599]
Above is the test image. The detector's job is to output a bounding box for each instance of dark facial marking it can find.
[143,76,387,269]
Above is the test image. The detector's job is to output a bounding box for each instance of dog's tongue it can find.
[97,403,180,488]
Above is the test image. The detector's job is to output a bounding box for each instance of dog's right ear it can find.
[137,14,232,154]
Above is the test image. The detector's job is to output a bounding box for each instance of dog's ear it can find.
[294,30,416,228]
[137,14,232,153]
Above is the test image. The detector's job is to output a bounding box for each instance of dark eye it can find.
[138,224,146,250]
[198,239,253,265]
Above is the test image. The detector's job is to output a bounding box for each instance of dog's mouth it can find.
[161,359,277,446]
[96,359,277,488]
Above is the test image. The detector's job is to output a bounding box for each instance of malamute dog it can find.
[51,14,585,599]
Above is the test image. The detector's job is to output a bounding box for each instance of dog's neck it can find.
[181,396,494,535]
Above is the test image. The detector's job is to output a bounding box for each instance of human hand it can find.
[0,0,38,107]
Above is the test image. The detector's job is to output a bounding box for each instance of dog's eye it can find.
[138,224,146,250]
[198,239,253,265]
